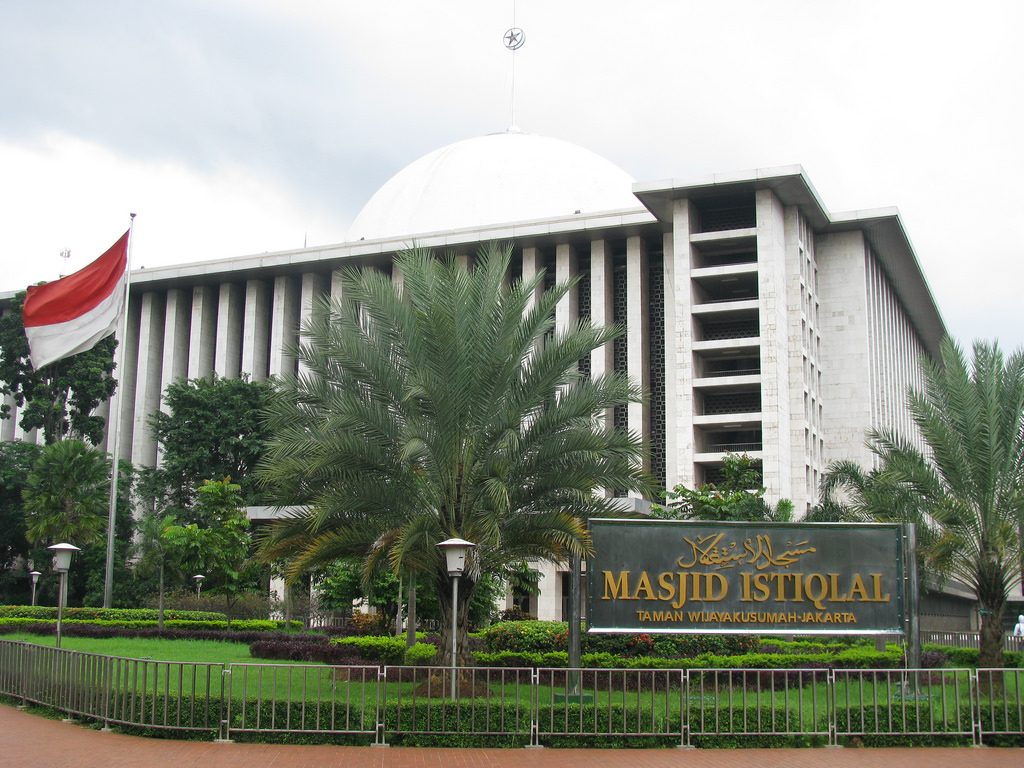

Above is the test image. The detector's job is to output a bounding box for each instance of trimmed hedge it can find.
[473,645,903,670]
[922,643,1024,668]
[0,605,227,622]
[0,622,306,644]
[0,616,301,632]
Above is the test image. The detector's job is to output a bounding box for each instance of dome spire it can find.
[503,2,525,132]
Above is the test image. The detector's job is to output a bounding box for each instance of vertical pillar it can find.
[665,201,697,491]
[131,291,165,468]
[242,279,272,380]
[521,247,543,312]
[391,262,404,297]
[157,288,191,465]
[214,282,244,379]
[590,240,614,429]
[3,395,18,442]
[116,296,143,463]
[270,275,300,378]
[554,244,578,334]
[626,235,649,484]
[756,188,793,502]
[187,286,217,380]
[298,273,327,379]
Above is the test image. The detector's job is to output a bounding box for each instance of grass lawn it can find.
[2,632,269,664]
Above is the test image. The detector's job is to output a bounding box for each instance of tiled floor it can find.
[1,704,1020,768]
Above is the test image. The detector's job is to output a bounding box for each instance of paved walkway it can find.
[2,704,1021,768]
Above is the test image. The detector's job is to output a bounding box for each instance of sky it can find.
[1,0,1022,349]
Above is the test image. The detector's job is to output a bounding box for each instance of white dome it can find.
[348,131,639,241]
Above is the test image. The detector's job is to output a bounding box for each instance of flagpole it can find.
[102,213,135,608]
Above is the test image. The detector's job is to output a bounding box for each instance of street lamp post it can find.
[437,537,475,701]
[29,570,41,607]
[48,543,80,649]
[193,574,205,597]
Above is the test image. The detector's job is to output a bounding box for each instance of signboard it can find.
[587,519,907,635]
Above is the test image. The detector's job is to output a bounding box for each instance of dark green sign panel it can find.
[587,519,906,635]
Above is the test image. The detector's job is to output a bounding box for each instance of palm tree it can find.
[819,339,1024,667]
[258,245,649,663]
[23,439,110,547]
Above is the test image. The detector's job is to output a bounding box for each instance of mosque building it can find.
[1,128,960,624]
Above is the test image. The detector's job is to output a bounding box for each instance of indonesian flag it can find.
[23,230,129,369]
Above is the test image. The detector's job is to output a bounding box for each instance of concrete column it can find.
[3,395,18,442]
[756,188,793,503]
[160,288,191,400]
[214,282,244,379]
[330,266,346,304]
[116,296,143,463]
[130,291,166,468]
[391,262,404,297]
[521,247,543,312]
[554,244,578,334]
[665,201,697,492]
[626,235,649,483]
[187,285,217,380]
[270,275,300,378]
[298,272,327,378]
[590,240,614,429]
[157,288,192,465]
[454,252,470,271]
[534,560,561,621]
[242,279,272,380]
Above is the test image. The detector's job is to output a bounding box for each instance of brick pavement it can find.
[1,703,1021,768]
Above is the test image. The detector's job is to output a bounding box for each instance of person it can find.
[1014,614,1024,637]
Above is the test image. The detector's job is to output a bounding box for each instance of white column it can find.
[391,262,404,297]
[156,288,191,465]
[298,272,327,379]
[756,188,793,502]
[270,275,300,377]
[521,247,543,312]
[3,395,19,442]
[665,201,697,491]
[187,285,217,380]
[590,240,614,428]
[214,282,244,379]
[242,279,271,380]
[626,235,649,484]
[554,244,578,334]
[116,296,143,464]
[131,291,166,468]
[533,560,561,621]
[160,288,191,399]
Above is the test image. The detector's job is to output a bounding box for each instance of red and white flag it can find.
[23,230,129,369]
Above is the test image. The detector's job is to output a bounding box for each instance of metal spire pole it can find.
[102,213,135,608]
[504,3,525,131]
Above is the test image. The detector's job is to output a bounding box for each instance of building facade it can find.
[1,133,950,622]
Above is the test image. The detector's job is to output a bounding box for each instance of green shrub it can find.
[404,642,438,665]
[335,635,408,664]
[477,621,568,653]
[0,616,300,632]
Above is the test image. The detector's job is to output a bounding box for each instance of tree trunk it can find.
[978,599,1006,669]
[437,573,474,667]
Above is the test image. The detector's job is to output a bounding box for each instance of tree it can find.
[161,478,256,622]
[22,439,111,546]
[258,245,649,664]
[820,339,1024,668]
[0,291,117,445]
[653,453,794,522]
[0,440,42,602]
[135,511,177,629]
[147,374,275,512]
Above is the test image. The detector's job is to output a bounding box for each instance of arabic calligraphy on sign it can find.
[676,533,816,570]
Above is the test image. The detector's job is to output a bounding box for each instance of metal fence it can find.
[0,640,1021,747]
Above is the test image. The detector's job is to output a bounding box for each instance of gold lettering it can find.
[871,573,890,602]
[633,571,655,600]
[603,571,631,600]
[752,573,771,602]
[804,573,828,610]
[848,574,868,601]
[657,571,675,602]
[706,572,728,601]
